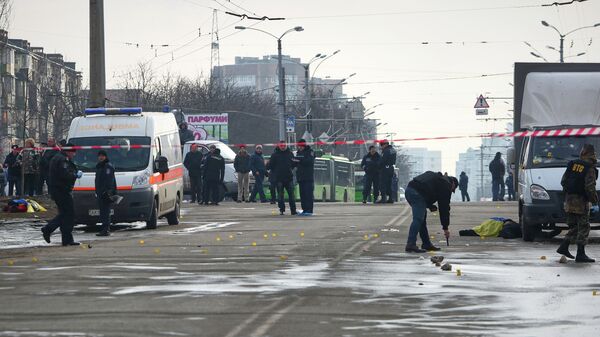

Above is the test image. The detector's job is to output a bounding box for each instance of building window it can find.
[233,75,256,88]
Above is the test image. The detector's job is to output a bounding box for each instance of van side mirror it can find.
[155,156,169,174]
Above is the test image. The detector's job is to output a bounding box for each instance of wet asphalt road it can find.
[1,201,599,337]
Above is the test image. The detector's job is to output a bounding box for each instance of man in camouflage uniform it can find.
[556,144,598,263]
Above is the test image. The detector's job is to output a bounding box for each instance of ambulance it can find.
[67,107,183,229]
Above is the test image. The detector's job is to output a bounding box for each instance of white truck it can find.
[509,63,600,241]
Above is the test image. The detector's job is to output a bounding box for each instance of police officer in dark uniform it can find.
[556,144,598,263]
[184,143,204,204]
[41,143,81,246]
[294,139,315,216]
[404,171,458,253]
[377,141,396,204]
[361,145,381,204]
[95,150,117,237]
[202,145,225,205]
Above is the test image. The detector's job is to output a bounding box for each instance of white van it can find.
[67,107,183,229]
[182,140,245,200]
[511,63,600,241]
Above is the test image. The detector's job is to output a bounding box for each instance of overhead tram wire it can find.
[287,72,512,86]
[285,4,544,20]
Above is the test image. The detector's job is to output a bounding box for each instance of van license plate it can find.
[88,209,114,216]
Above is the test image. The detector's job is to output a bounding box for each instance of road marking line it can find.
[223,297,285,337]
[249,297,305,337]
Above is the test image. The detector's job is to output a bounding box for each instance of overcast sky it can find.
[10,0,600,173]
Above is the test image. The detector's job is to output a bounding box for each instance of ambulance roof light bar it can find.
[84,107,143,115]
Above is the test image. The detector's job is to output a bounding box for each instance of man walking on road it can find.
[361,145,381,204]
[249,145,267,203]
[41,144,82,246]
[404,171,458,253]
[95,150,117,237]
[184,143,203,204]
[459,171,470,202]
[377,141,396,204]
[267,141,297,215]
[556,144,598,263]
[489,152,506,201]
[294,139,315,216]
[202,145,225,205]
[234,145,251,202]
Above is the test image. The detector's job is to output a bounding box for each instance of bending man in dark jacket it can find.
[95,150,117,236]
[361,145,381,203]
[378,141,397,203]
[202,146,225,205]
[184,143,203,203]
[404,171,458,253]
[267,141,297,215]
[294,139,315,215]
[41,144,81,246]
[249,145,267,203]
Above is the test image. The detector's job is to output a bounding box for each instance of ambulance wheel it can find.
[146,199,158,229]
[166,195,180,225]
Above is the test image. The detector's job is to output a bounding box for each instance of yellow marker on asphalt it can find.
[363,234,369,240]
[456,269,462,276]
[139,240,145,245]
[280,255,288,261]
[272,233,277,238]
[251,242,257,246]
[430,235,435,240]
[593,290,598,296]
[263,234,269,239]
[271,210,276,215]
[229,235,234,240]
[200,249,208,254]
[154,248,161,254]
[373,233,379,238]
[7,260,14,266]
[216,237,221,242]
[32,257,38,263]
[300,232,305,237]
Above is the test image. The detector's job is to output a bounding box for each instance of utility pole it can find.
[304,64,310,134]
[89,0,106,108]
[480,143,484,201]
[277,38,285,141]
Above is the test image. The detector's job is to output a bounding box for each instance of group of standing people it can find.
[183,143,226,205]
[455,152,515,202]
[360,141,398,204]
[2,138,61,197]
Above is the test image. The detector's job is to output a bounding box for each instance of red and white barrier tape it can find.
[13,126,600,151]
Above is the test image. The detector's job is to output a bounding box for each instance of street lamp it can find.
[540,20,600,62]
[235,25,304,140]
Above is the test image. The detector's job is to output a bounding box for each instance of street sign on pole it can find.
[286,115,296,133]
[474,95,490,109]
[476,108,489,116]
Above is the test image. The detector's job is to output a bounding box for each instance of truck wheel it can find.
[166,195,180,225]
[146,199,158,229]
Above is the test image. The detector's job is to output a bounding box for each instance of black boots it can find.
[422,244,441,252]
[576,244,595,263]
[405,244,426,253]
[556,240,575,259]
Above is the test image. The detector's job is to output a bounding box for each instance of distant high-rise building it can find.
[403,147,442,180]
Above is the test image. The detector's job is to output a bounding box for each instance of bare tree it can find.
[0,0,11,30]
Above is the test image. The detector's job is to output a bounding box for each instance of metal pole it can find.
[89,0,106,108]
[277,38,285,140]
[480,143,484,201]
[304,65,310,133]
[559,36,564,63]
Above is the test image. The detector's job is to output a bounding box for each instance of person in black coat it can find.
[184,143,204,203]
[361,145,381,204]
[489,152,506,201]
[459,171,470,202]
[202,145,225,205]
[294,139,315,215]
[95,150,117,236]
[377,141,396,204]
[267,141,297,215]
[39,138,59,194]
[404,171,458,253]
[41,144,82,246]
[3,145,21,196]
[249,145,267,203]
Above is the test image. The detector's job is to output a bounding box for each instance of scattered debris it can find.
[456,269,462,276]
[380,241,395,245]
[540,256,547,260]
[441,263,452,271]
[430,256,444,264]
[559,256,568,264]
[418,282,424,285]
[435,262,441,267]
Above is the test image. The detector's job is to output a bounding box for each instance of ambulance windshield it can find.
[70,136,151,172]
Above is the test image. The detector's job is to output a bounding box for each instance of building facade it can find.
[0,29,82,158]
[403,147,442,180]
